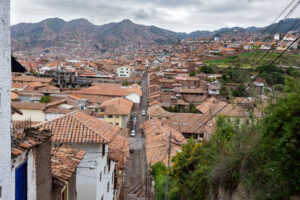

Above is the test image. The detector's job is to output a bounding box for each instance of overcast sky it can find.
[11,0,300,33]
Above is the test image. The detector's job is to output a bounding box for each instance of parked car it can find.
[133,114,138,124]
[141,110,146,116]
[130,127,136,137]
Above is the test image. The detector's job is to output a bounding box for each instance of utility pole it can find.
[165,131,172,200]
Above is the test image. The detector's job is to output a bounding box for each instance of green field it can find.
[205,51,300,69]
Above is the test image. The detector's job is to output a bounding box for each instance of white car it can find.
[141,110,146,116]
[130,129,136,137]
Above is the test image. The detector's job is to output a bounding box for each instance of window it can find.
[108,158,111,172]
[107,182,110,193]
[115,115,119,119]
[115,123,119,126]
[99,172,102,182]
[15,161,27,200]
[108,115,113,118]
[102,144,105,157]
[101,108,105,112]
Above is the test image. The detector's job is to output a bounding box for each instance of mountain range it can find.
[11,18,300,51]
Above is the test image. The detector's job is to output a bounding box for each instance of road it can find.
[124,70,149,200]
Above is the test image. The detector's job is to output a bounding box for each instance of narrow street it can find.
[124,70,149,200]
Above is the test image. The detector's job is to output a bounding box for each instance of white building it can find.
[36,111,129,200]
[0,1,12,199]
[274,33,280,41]
[117,66,133,77]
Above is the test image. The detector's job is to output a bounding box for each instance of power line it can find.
[269,36,300,65]
[255,0,300,66]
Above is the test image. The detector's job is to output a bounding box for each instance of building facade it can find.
[117,66,133,77]
[0,1,12,199]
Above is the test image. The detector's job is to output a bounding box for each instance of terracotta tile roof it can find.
[147,104,172,118]
[74,84,142,97]
[12,75,52,83]
[11,92,19,100]
[35,111,121,144]
[233,97,255,105]
[158,79,175,83]
[196,97,227,114]
[51,145,86,183]
[27,81,45,88]
[12,83,27,89]
[68,94,114,104]
[100,97,133,115]
[108,132,130,170]
[175,88,207,94]
[44,108,74,114]
[11,127,51,157]
[149,84,160,88]
[46,98,67,107]
[12,102,47,110]
[164,113,209,134]
[217,104,260,118]
[148,100,163,107]
[38,85,60,91]
[142,119,186,166]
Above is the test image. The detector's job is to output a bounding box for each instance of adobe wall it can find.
[34,138,52,200]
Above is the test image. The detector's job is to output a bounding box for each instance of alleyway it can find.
[124,70,149,200]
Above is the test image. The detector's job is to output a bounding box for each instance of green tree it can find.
[40,95,51,104]
[228,69,247,83]
[200,65,214,74]
[286,67,300,78]
[151,162,167,200]
[189,71,196,76]
[232,84,249,97]
[122,81,129,86]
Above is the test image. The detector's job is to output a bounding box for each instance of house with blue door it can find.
[11,125,52,200]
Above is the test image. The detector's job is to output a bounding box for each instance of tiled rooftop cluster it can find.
[51,145,86,183]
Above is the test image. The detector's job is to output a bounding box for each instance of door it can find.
[15,161,27,200]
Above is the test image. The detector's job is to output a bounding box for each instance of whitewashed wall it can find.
[73,143,115,200]
[0,0,12,199]
[11,150,37,200]
[125,93,140,104]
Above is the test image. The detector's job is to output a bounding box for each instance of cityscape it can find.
[0,0,300,200]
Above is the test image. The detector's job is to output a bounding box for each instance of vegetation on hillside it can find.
[205,52,300,68]
[152,79,300,200]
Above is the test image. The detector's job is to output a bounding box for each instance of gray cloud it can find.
[11,0,300,32]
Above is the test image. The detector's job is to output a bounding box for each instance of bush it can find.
[200,65,214,74]
[40,95,51,103]
[286,67,300,78]
[122,81,129,86]
[170,79,300,200]
[232,84,249,97]
[151,162,167,200]
[189,71,196,76]
[256,64,283,74]
[228,69,247,83]
[273,84,285,91]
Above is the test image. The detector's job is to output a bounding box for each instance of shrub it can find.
[40,95,51,104]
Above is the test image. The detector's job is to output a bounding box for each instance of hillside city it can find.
[1,1,300,200]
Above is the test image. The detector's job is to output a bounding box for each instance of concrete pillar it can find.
[0,0,12,199]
